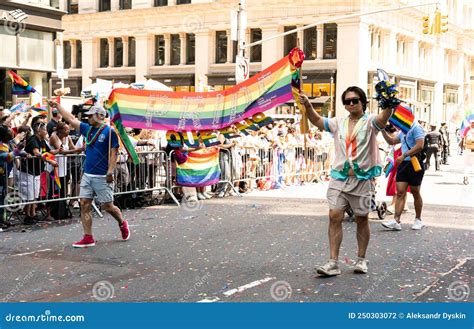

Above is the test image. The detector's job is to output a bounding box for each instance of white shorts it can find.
[18,172,41,201]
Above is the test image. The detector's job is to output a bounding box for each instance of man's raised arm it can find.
[299,93,325,132]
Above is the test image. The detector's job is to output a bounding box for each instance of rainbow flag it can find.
[108,55,299,132]
[176,148,221,187]
[8,70,36,95]
[460,119,471,138]
[389,104,414,134]
[42,152,61,189]
[384,148,395,177]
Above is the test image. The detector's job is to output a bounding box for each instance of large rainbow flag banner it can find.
[108,53,302,165]
[176,147,221,187]
[109,56,297,132]
[389,104,415,134]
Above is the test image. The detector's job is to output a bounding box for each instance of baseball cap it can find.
[85,105,107,116]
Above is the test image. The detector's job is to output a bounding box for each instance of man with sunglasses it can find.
[299,86,393,276]
[48,100,130,248]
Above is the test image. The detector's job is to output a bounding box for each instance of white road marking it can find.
[223,277,275,297]
[197,297,221,303]
[12,249,52,257]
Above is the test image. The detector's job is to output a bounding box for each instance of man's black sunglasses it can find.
[343,98,360,106]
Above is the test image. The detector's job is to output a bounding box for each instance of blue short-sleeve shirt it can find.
[398,122,425,161]
[80,122,119,175]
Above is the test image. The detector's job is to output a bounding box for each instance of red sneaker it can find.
[72,234,95,248]
[120,220,130,241]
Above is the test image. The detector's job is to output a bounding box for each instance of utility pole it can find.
[232,0,248,84]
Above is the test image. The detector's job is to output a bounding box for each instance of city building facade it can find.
[0,0,65,108]
[58,0,474,126]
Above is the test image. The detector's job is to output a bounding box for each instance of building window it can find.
[154,35,165,65]
[284,26,297,56]
[100,38,109,67]
[119,0,132,10]
[128,37,135,67]
[177,0,191,4]
[215,31,227,64]
[170,34,180,65]
[154,0,168,6]
[114,38,123,67]
[67,0,79,14]
[250,28,262,62]
[99,0,111,12]
[76,40,82,68]
[186,33,195,64]
[323,23,337,59]
[304,27,317,60]
[50,0,60,9]
[63,41,71,69]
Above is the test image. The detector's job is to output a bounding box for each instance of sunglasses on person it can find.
[343,98,360,106]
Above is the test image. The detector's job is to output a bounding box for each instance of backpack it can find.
[49,200,72,220]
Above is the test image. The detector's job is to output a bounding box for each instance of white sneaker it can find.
[197,193,207,201]
[316,260,341,277]
[381,219,401,231]
[203,192,213,199]
[411,218,424,230]
[353,258,368,274]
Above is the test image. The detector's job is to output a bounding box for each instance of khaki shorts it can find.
[327,176,375,216]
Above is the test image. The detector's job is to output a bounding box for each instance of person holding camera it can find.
[48,100,130,248]
[380,121,426,231]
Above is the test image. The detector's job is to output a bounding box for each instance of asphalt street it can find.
[0,152,472,303]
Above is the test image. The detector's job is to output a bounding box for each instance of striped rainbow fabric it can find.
[108,56,298,132]
[176,147,221,187]
[389,104,415,134]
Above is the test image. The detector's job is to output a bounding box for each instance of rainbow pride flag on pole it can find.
[8,70,37,95]
[176,148,221,187]
[389,104,415,134]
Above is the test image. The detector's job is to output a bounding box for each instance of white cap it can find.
[85,105,107,116]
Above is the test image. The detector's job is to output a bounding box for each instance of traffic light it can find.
[422,16,431,34]
[440,14,448,33]
[433,10,448,34]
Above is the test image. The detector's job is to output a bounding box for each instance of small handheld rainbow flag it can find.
[384,148,395,177]
[8,70,37,95]
[31,104,48,116]
[389,104,415,134]
[42,152,61,189]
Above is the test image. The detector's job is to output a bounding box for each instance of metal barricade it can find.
[0,150,179,219]
[232,143,332,189]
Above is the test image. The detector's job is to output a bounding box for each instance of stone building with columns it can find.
[57,0,473,125]
[0,0,65,108]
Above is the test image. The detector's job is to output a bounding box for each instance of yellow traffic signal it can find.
[434,10,441,34]
[440,14,448,33]
[422,16,431,34]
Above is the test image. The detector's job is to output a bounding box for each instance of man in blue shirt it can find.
[380,121,426,231]
[49,101,130,247]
